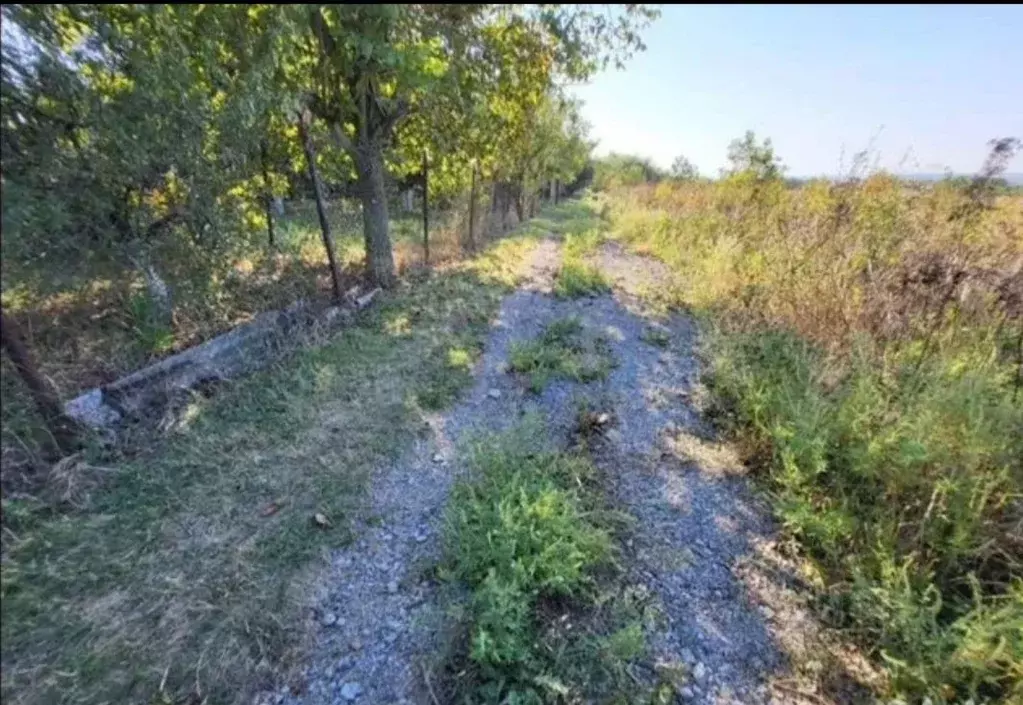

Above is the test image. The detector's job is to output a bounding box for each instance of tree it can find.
[592,153,665,189]
[725,130,784,180]
[2,5,282,319]
[295,4,658,286]
[670,154,698,181]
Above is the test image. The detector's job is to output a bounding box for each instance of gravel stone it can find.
[339,683,362,701]
[693,662,708,683]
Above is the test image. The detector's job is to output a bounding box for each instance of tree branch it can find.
[377,98,411,142]
[331,123,355,154]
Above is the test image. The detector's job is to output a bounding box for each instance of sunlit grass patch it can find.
[434,419,657,703]
[553,261,611,299]
[508,317,615,393]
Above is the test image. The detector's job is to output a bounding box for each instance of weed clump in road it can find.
[437,419,657,703]
[553,228,612,298]
[508,317,615,393]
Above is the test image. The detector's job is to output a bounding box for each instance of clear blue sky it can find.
[569,5,1023,177]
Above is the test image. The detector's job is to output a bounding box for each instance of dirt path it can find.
[269,235,835,705]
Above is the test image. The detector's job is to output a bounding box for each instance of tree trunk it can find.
[297,113,344,303]
[260,141,276,249]
[467,164,478,253]
[1,310,80,455]
[422,151,430,265]
[355,141,396,288]
[550,179,557,203]
[489,184,501,232]
[403,189,414,213]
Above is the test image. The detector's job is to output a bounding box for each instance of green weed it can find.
[438,419,656,703]
[553,261,611,299]
[640,327,671,349]
[127,291,176,355]
[508,317,615,393]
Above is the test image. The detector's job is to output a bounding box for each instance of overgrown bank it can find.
[602,168,1023,703]
[0,218,550,705]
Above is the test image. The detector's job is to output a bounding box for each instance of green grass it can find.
[0,224,546,705]
[640,327,671,349]
[553,226,612,299]
[435,419,662,704]
[707,329,1023,702]
[508,317,615,393]
[553,261,611,299]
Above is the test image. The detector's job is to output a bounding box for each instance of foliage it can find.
[553,261,611,299]
[592,152,666,190]
[724,130,784,180]
[554,228,611,298]
[601,140,1023,703]
[669,154,698,181]
[0,3,660,472]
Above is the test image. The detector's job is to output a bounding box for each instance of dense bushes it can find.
[604,167,1023,703]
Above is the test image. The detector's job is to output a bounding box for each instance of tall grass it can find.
[605,168,1023,703]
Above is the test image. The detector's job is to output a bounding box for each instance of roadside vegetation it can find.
[0,220,550,705]
[596,135,1023,704]
[436,418,664,704]
[553,229,612,298]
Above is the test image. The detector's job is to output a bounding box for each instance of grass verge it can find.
[0,219,548,705]
[508,317,615,393]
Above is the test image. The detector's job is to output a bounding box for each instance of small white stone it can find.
[487,388,502,399]
[339,682,362,701]
[321,612,338,627]
[387,579,399,594]
[693,662,708,683]
[431,452,446,464]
